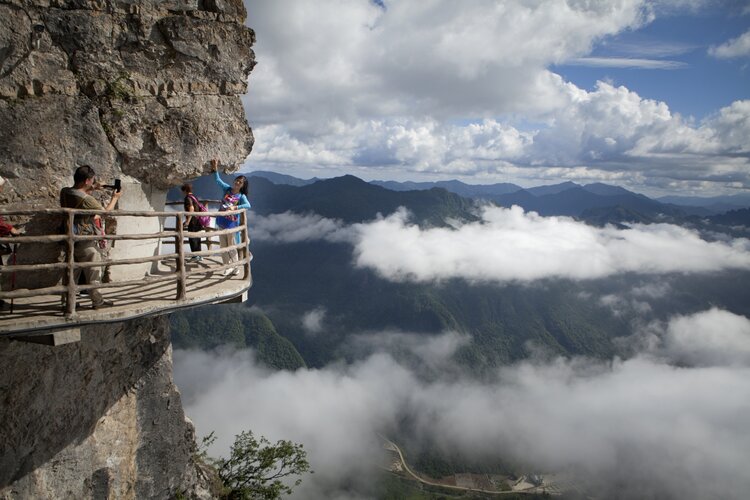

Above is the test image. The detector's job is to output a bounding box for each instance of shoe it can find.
[92,299,114,309]
[191,255,203,262]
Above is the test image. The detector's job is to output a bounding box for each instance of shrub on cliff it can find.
[198,431,312,500]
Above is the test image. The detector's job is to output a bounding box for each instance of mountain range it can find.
[171,170,750,373]
[170,169,750,479]
[169,170,750,229]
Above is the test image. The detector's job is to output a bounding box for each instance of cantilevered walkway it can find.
[0,207,251,342]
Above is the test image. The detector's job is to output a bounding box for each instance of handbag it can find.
[188,194,211,227]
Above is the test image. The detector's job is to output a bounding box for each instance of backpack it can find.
[188,194,211,227]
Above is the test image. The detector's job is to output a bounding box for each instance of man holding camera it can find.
[59,165,122,309]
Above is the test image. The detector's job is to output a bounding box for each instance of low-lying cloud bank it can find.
[174,308,750,500]
[250,206,750,283]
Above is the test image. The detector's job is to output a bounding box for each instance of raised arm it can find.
[213,170,231,192]
[210,158,231,192]
[236,194,251,210]
[104,189,123,211]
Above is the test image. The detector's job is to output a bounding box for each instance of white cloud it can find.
[249,211,353,243]
[352,206,750,283]
[245,0,648,124]
[174,310,750,499]
[566,56,687,68]
[241,0,750,195]
[301,307,326,335]
[709,30,750,59]
[660,308,750,366]
[247,208,750,284]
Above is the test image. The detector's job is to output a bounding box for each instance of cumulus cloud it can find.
[352,206,750,283]
[242,0,750,195]
[301,307,326,335]
[174,310,750,499]
[709,30,750,59]
[244,0,648,124]
[248,208,750,284]
[249,211,353,244]
[660,308,750,366]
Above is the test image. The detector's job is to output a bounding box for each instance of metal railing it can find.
[0,207,251,319]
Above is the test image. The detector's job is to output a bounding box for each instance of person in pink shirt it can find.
[0,176,21,310]
[0,176,20,238]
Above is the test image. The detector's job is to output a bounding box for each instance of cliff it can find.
[0,0,255,497]
[0,318,207,498]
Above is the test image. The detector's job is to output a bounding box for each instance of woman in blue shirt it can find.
[210,159,251,275]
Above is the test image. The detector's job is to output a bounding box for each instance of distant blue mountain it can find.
[493,185,687,218]
[658,193,750,207]
[249,174,479,226]
[249,170,319,187]
[167,172,235,203]
[526,181,580,196]
[167,170,742,223]
[581,183,635,197]
[657,193,750,215]
[370,179,523,198]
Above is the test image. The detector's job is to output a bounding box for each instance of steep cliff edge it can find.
[0,319,206,498]
[0,0,255,497]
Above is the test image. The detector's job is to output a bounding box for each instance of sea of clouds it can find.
[174,308,750,499]
[175,206,750,498]
[250,206,750,282]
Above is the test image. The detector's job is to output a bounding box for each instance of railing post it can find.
[240,210,249,280]
[65,211,76,317]
[175,214,186,300]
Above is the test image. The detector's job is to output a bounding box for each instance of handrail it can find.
[0,207,251,319]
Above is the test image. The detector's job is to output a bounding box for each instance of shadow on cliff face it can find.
[0,316,171,487]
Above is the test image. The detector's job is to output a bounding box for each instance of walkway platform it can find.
[0,258,251,340]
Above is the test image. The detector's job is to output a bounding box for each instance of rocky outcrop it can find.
[0,0,255,203]
[0,318,209,499]
[0,0,255,497]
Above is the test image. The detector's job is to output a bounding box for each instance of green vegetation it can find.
[197,431,311,500]
[170,305,306,371]
[245,239,634,373]
[105,72,134,101]
[244,235,750,374]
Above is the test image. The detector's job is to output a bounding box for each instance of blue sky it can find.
[556,7,750,120]
[241,1,750,196]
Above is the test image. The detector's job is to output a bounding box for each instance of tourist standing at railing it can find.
[0,176,21,239]
[59,165,122,309]
[0,176,22,310]
[210,158,250,275]
[181,183,206,262]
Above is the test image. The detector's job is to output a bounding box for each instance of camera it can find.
[103,179,122,192]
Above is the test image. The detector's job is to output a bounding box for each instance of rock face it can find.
[0,0,255,203]
[0,0,255,497]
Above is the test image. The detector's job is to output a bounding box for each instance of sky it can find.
[174,3,750,497]
[240,0,750,197]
